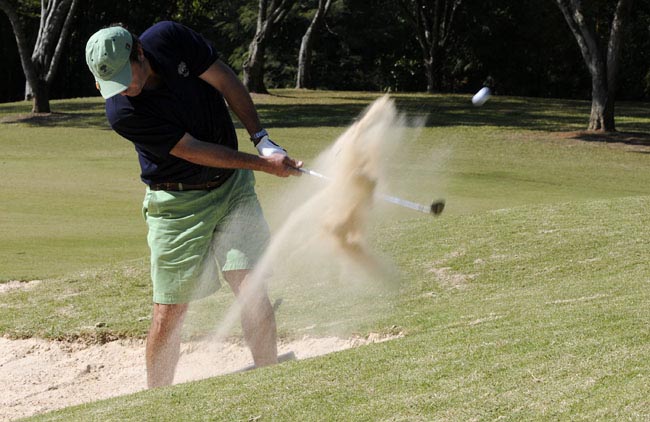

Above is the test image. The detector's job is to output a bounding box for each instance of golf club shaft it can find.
[298,168,432,214]
[377,193,432,213]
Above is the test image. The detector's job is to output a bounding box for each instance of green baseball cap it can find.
[85,27,133,99]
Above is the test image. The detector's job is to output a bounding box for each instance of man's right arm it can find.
[170,133,302,178]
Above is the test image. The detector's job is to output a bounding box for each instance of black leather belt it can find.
[149,171,233,191]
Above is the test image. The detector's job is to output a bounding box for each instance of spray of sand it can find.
[201,96,407,346]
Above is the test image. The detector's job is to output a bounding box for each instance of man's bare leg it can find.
[224,269,278,367]
[146,303,188,388]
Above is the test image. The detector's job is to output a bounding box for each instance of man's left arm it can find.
[199,59,289,157]
[198,60,264,139]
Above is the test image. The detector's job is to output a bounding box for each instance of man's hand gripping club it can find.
[251,129,302,177]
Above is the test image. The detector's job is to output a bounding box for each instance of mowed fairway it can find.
[0,98,145,280]
[1,91,650,420]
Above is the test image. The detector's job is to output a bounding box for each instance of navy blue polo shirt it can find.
[106,21,238,185]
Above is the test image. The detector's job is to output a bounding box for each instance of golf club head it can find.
[430,200,445,216]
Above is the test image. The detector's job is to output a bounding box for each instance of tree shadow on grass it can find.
[249,94,619,131]
[1,94,648,134]
[248,97,593,130]
[564,131,650,153]
[0,111,111,129]
[0,99,110,129]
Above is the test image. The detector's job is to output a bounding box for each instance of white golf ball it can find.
[472,87,491,106]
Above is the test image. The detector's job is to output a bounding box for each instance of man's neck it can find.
[143,58,163,90]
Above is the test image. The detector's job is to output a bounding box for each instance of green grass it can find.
[2,90,650,420]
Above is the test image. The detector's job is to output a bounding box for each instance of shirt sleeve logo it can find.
[177,61,189,77]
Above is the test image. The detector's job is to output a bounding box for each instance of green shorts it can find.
[142,169,270,304]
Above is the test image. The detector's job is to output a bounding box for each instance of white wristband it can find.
[256,135,287,157]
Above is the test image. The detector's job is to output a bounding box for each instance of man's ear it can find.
[137,45,145,63]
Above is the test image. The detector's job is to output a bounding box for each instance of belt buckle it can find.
[208,176,221,190]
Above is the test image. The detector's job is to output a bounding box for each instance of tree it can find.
[554,0,634,131]
[243,0,296,93]
[397,0,463,93]
[0,0,79,113]
[295,0,331,89]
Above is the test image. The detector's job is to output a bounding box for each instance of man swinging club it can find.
[85,21,302,388]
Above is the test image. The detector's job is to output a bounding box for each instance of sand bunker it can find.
[0,334,398,421]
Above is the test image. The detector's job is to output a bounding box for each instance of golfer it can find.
[85,21,302,388]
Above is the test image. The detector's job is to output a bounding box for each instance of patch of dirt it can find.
[0,112,69,124]
[0,333,401,421]
[428,266,475,289]
[0,280,43,294]
[552,131,650,152]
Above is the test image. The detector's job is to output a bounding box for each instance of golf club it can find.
[298,168,445,216]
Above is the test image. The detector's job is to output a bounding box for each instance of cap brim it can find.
[96,60,132,99]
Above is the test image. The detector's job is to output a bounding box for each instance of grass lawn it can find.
[1,90,650,420]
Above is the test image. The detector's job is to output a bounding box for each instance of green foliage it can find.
[620,4,650,100]
[2,0,650,101]
[13,0,41,17]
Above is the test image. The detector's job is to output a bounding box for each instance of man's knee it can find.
[150,303,189,334]
[223,269,250,295]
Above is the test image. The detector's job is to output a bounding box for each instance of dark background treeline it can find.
[1,0,649,103]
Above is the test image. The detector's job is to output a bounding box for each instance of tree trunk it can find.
[24,80,33,100]
[296,0,331,89]
[295,24,315,89]
[555,0,633,132]
[243,31,269,94]
[1,0,78,113]
[588,77,610,131]
[243,0,295,93]
[32,78,50,113]
[424,60,435,94]
[398,0,463,94]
